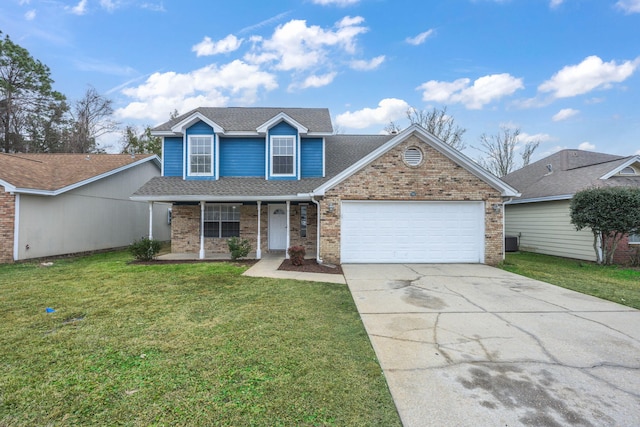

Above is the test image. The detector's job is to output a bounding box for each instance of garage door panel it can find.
[341,201,484,263]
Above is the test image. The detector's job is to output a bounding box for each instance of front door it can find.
[269,204,287,250]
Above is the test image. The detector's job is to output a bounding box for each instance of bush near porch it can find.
[0,251,400,426]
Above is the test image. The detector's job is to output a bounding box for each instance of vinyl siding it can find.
[301,138,323,178]
[219,138,265,177]
[505,200,596,261]
[163,137,183,177]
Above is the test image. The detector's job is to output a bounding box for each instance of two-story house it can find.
[132,107,519,265]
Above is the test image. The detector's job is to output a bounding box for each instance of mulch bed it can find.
[278,259,344,275]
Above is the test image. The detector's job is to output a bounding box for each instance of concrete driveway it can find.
[343,264,640,427]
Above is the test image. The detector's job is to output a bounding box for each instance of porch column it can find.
[148,201,154,240]
[285,200,291,259]
[199,201,205,259]
[256,201,262,259]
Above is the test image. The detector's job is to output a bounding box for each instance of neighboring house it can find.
[502,149,640,263]
[132,107,519,265]
[0,153,170,263]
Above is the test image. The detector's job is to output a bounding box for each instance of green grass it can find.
[502,252,640,309]
[0,251,400,426]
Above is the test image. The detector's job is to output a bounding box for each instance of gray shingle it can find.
[502,149,639,200]
[153,107,334,134]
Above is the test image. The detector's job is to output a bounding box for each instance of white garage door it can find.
[341,201,485,263]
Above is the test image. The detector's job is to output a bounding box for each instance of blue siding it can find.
[163,137,183,177]
[301,138,323,178]
[185,121,215,180]
[219,138,265,177]
[268,121,297,180]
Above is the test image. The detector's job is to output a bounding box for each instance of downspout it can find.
[502,197,513,260]
[310,195,323,264]
[13,193,20,261]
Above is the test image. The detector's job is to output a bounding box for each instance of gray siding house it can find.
[502,149,640,263]
[0,153,170,263]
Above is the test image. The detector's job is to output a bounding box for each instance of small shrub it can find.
[228,237,251,260]
[129,237,162,261]
[288,245,306,266]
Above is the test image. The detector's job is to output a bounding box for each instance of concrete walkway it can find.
[343,263,640,427]
[242,253,346,284]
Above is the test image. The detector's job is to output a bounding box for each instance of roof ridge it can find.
[0,152,45,164]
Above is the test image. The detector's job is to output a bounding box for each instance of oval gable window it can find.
[403,147,423,167]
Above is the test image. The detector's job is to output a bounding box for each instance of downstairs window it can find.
[204,204,240,238]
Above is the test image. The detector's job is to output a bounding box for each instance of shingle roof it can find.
[153,107,334,134]
[0,153,157,192]
[132,134,393,200]
[502,149,640,201]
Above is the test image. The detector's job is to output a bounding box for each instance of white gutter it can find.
[13,194,20,261]
[506,194,573,204]
[310,194,323,264]
[130,194,315,203]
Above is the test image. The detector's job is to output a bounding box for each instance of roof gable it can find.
[0,153,159,195]
[314,124,519,197]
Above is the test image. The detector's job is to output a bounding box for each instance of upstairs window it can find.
[620,166,637,175]
[271,136,295,176]
[189,135,213,176]
[204,204,240,238]
[630,233,640,245]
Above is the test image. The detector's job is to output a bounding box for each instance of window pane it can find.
[273,155,293,174]
[204,222,219,238]
[190,136,212,175]
[630,234,640,244]
[221,222,240,237]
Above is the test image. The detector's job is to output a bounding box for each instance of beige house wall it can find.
[505,200,597,262]
[14,161,169,261]
[320,135,505,265]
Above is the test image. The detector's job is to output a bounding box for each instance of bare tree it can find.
[385,106,467,150]
[66,86,118,153]
[476,126,539,177]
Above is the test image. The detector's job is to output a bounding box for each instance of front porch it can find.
[149,200,319,261]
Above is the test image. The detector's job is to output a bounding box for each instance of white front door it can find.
[269,204,287,250]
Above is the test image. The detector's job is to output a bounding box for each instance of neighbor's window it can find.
[629,233,640,245]
[204,204,240,238]
[189,135,213,176]
[300,205,307,238]
[620,166,637,175]
[271,136,295,175]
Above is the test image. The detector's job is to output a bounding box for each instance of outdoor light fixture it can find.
[328,203,335,212]
[492,203,502,213]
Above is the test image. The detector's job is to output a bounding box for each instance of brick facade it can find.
[612,235,640,265]
[0,186,15,263]
[170,203,318,257]
[318,135,505,265]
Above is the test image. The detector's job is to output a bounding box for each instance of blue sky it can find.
[1,0,639,161]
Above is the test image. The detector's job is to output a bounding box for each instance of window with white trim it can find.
[203,204,240,238]
[271,136,295,176]
[629,233,640,245]
[189,135,213,176]
[620,166,637,175]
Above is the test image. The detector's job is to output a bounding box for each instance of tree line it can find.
[0,33,159,156]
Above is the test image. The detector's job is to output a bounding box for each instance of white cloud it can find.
[518,132,553,144]
[539,55,639,99]
[549,0,564,8]
[616,0,640,14]
[192,35,243,57]
[68,0,88,15]
[25,9,36,20]
[335,98,409,129]
[116,60,278,122]
[418,73,524,109]
[350,55,385,71]
[312,0,360,6]
[578,142,596,151]
[405,30,435,46]
[552,108,580,121]
[245,16,367,71]
[635,149,640,155]
[100,0,118,12]
[289,72,337,91]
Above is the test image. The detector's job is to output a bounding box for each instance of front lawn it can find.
[502,252,640,309]
[0,251,400,426]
